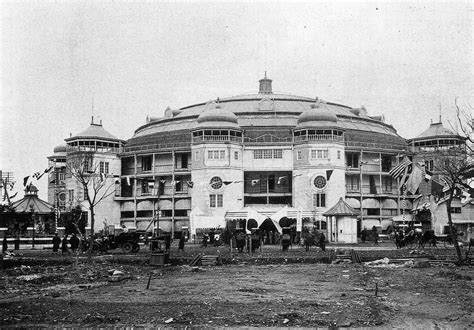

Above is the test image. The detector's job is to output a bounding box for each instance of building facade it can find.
[46,77,471,242]
[117,76,411,241]
[48,118,124,229]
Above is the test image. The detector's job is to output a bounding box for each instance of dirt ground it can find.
[1,244,473,328]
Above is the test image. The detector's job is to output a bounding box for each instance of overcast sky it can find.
[1,1,472,199]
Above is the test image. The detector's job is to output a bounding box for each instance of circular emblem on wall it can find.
[210,176,223,190]
[58,193,66,201]
[313,175,327,189]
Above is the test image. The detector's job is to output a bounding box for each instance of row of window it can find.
[296,149,341,160]
[253,149,283,159]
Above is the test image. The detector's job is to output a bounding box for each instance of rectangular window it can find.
[381,155,392,172]
[207,150,225,159]
[210,194,223,208]
[234,151,239,160]
[382,176,392,192]
[254,150,263,159]
[337,150,341,159]
[263,150,272,159]
[68,189,74,204]
[297,150,302,160]
[314,194,326,208]
[347,176,360,191]
[99,161,110,174]
[425,160,434,172]
[450,207,461,214]
[195,151,199,161]
[311,149,329,159]
[142,156,152,172]
[59,173,66,182]
[346,153,359,168]
[273,149,282,158]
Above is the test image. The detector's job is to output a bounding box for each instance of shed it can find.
[323,197,360,243]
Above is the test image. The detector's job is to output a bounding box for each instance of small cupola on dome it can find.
[258,72,273,94]
[196,102,239,129]
[297,101,338,127]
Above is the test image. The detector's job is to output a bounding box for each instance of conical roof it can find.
[415,122,457,139]
[65,121,122,142]
[11,185,54,214]
[323,197,360,216]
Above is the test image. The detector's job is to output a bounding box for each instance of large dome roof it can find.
[296,102,339,128]
[125,76,406,151]
[196,103,239,128]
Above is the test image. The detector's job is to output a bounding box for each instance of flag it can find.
[8,181,15,190]
[126,177,131,186]
[32,172,41,179]
[186,181,194,188]
[389,158,412,179]
[326,170,333,181]
[10,192,18,199]
[160,179,166,184]
[147,181,155,187]
[23,176,30,187]
[44,166,53,173]
[251,179,260,186]
[405,164,424,194]
[35,172,45,180]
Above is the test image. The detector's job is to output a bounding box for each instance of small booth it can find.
[323,197,360,243]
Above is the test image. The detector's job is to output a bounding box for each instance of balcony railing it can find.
[192,135,241,143]
[294,134,344,143]
[67,146,121,153]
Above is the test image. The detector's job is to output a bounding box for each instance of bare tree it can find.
[451,98,473,151]
[436,147,474,264]
[66,152,115,257]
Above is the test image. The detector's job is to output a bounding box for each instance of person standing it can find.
[2,236,8,253]
[61,235,70,254]
[319,232,326,252]
[372,226,379,245]
[361,228,367,243]
[52,233,61,254]
[70,233,80,253]
[178,235,185,255]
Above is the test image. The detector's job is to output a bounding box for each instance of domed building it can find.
[47,117,125,230]
[118,76,410,242]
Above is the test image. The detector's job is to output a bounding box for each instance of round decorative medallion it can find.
[313,175,327,189]
[210,176,223,190]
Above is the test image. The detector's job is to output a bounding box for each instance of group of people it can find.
[52,233,80,254]
[360,227,380,245]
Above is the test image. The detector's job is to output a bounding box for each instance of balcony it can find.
[294,134,344,143]
[192,135,241,143]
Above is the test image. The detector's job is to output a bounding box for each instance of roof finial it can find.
[439,102,442,123]
[91,115,94,125]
